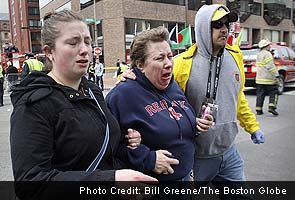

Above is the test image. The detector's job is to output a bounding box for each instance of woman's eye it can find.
[68,42,76,46]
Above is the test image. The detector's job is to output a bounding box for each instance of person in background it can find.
[116,61,130,80]
[6,61,19,91]
[87,62,96,82]
[0,63,4,106]
[20,52,44,79]
[10,9,156,200]
[113,58,120,78]
[106,26,213,182]
[95,57,104,91]
[255,39,279,116]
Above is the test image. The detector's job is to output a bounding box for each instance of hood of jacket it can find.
[195,4,225,59]
[10,71,90,107]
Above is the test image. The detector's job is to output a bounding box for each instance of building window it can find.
[32,44,42,53]
[4,32,10,40]
[249,2,261,16]
[264,30,280,42]
[188,0,212,11]
[138,0,185,6]
[125,18,185,35]
[263,0,289,25]
[239,27,249,45]
[87,21,102,45]
[227,0,261,23]
[283,7,291,19]
[2,23,8,30]
[27,0,39,2]
[31,32,41,41]
[28,7,40,15]
[29,20,41,28]
[56,1,71,11]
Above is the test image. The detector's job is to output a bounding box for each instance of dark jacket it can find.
[106,67,197,181]
[10,71,123,199]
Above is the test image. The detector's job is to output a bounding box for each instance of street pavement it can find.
[0,74,294,181]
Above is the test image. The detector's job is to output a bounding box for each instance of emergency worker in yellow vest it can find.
[20,52,44,79]
[255,39,279,116]
[116,61,129,81]
[88,62,96,82]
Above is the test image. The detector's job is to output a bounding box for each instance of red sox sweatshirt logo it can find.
[145,99,185,120]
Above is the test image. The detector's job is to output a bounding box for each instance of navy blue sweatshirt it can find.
[106,67,197,181]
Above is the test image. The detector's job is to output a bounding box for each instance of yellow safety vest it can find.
[24,59,44,72]
[0,65,3,78]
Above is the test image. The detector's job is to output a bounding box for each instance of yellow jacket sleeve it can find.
[228,44,260,134]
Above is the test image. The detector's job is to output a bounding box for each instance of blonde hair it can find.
[130,26,169,66]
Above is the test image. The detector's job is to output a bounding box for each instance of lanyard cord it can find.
[86,88,110,173]
[205,55,223,101]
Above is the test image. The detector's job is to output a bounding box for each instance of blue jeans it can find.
[193,145,253,200]
[193,144,245,182]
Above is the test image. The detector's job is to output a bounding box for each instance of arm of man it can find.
[264,53,279,78]
[232,46,265,144]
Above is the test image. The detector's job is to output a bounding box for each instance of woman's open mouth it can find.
[162,72,171,80]
[76,59,89,67]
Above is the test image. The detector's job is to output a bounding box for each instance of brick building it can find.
[39,0,295,67]
[0,13,11,54]
[8,0,42,54]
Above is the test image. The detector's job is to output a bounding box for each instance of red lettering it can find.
[160,100,168,110]
[179,101,185,108]
[152,102,162,112]
[171,101,178,107]
[145,105,157,116]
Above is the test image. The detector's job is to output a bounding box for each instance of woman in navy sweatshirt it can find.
[106,26,213,181]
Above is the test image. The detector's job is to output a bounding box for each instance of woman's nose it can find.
[164,57,173,67]
[80,43,89,54]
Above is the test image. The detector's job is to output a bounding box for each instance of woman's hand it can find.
[115,169,158,182]
[125,128,141,149]
[153,150,179,175]
[115,169,157,200]
[115,68,136,84]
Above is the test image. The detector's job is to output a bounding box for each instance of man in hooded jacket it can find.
[173,4,265,198]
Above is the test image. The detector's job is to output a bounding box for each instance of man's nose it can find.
[221,24,228,33]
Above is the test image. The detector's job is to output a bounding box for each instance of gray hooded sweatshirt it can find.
[186,4,242,158]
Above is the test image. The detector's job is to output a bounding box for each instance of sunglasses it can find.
[211,20,230,29]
